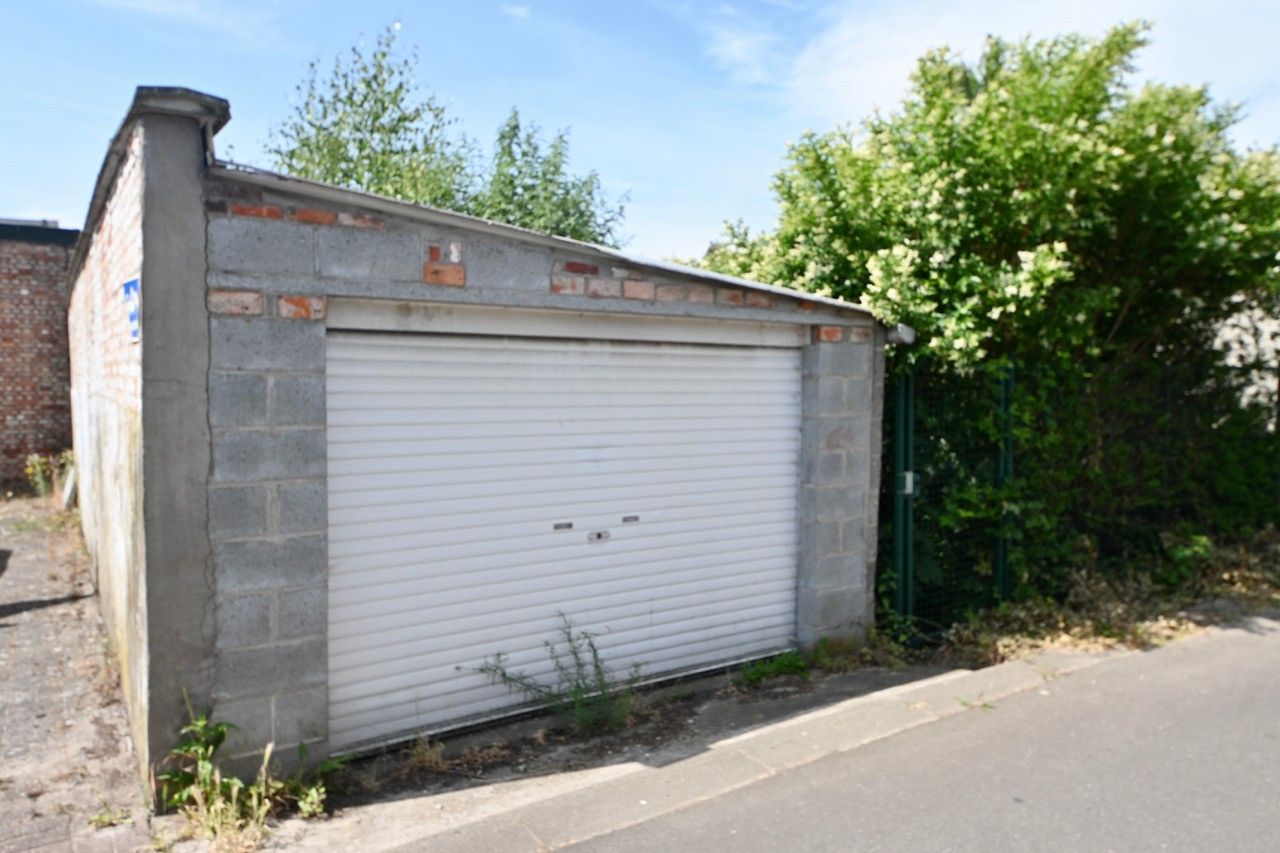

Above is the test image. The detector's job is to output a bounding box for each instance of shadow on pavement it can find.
[0,591,92,622]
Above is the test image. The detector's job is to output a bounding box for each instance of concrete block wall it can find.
[205,290,330,765]
[66,124,148,763]
[196,174,888,758]
[797,325,882,647]
[202,176,861,329]
[0,229,75,485]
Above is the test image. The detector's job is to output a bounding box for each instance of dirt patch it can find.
[936,531,1280,668]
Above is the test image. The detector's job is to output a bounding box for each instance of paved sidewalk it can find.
[271,645,1116,851]
[0,498,149,853]
[575,614,1280,852]
[275,617,1280,852]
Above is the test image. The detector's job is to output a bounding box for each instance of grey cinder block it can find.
[214,534,326,594]
[214,637,326,701]
[810,553,859,591]
[209,217,315,275]
[803,342,863,377]
[273,686,328,747]
[277,479,327,534]
[212,428,325,483]
[210,372,267,428]
[209,484,268,539]
[211,695,273,756]
[216,593,272,648]
[317,227,422,281]
[211,317,324,372]
[271,374,325,427]
[466,238,553,292]
[277,586,325,640]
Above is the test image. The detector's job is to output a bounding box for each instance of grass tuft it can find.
[739,650,809,686]
[88,805,132,829]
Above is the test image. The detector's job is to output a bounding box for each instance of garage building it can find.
[68,88,887,779]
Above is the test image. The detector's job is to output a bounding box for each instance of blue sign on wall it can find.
[122,278,140,341]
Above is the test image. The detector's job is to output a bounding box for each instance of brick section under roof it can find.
[0,234,75,485]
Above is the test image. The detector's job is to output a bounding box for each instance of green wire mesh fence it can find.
[879,359,1013,635]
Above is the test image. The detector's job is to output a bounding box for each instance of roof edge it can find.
[209,161,872,318]
[68,87,231,287]
[0,223,80,247]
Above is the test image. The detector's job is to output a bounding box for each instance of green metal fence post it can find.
[893,367,916,617]
[994,363,1014,599]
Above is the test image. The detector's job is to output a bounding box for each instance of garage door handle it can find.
[587,530,610,542]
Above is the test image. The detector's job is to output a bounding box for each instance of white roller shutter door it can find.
[327,330,800,750]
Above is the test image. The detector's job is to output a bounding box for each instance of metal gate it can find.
[881,359,1015,633]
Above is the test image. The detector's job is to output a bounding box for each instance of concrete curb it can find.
[280,649,1121,852]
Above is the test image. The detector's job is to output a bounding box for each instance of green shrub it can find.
[703,23,1280,604]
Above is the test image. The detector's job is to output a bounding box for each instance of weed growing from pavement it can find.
[397,737,512,781]
[955,694,997,711]
[739,650,809,686]
[736,631,911,688]
[406,737,450,772]
[811,632,910,671]
[475,614,641,734]
[88,805,132,828]
[6,515,47,533]
[22,450,74,498]
[156,707,342,851]
[94,637,122,704]
[23,454,54,497]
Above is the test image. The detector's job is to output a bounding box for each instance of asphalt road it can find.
[573,617,1280,852]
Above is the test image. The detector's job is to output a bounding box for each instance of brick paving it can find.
[0,498,149,852]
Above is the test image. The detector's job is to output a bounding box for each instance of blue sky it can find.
[2,1,1277,260]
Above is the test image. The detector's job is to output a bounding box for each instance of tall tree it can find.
[471,110,624,244]
[268,29,474,212]
[268,27,625,245]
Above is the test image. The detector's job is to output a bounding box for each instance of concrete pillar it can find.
[134,91,228,780]
[796,323,884,647]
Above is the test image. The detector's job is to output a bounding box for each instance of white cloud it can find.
[784,0,1280,146]
[705,22,777,83]
[501,3,532,20]
[788,0,1157,127]
[670,2,782,85]
[683,1,1279,149]
[87,0,284,47]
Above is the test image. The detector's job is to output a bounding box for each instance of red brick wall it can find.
[0,236,73,486]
